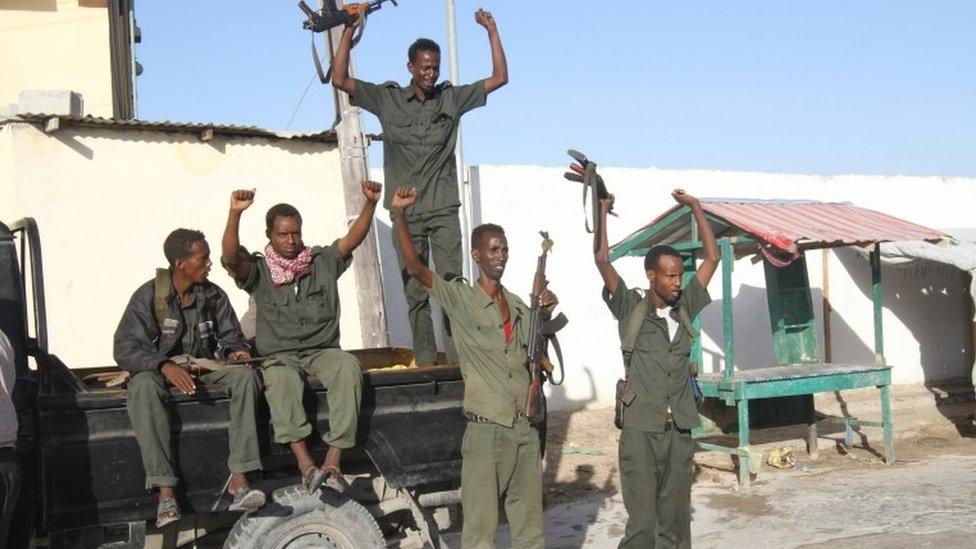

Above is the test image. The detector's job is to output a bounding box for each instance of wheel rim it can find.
[269,521,359,549]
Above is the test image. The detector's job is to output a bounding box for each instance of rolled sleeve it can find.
[427,276,466,318]
[452,80,488,116]
[315,241,353,279]
[680,277,712,318]
[349,78,384,114]
[602,279,641,322]
[236,254,262,294]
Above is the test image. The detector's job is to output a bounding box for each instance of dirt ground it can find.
[542,380,976,507]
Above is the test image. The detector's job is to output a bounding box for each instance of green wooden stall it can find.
[609,198,944,490]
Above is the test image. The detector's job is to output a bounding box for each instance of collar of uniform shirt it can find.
[403,80,452,102]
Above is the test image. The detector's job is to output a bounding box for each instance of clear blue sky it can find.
[135,1,976,177]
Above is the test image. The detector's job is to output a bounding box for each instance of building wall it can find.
[0,0,114,116]
[460,165,975,409]
[0,121,362,368]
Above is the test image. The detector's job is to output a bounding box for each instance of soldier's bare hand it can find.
[227,349,252,361]
[230,189,256,213]
[160,362,197,395]
[474,9,496,31]
[361,180,382,203]
[538,289,558,312]
[391,186,418,211]
[599,193,616,214]
[672,188,700,208]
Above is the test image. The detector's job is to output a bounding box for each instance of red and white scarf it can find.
[264,244,312,287]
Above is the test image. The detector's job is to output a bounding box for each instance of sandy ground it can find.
[441,380,976,548]
[171,381,976,548]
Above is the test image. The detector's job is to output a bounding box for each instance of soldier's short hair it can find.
[471,223,505,249]
[408,38,440,63]
[644,244,682,271]
[265,203,302,236]
[163,228,206,266]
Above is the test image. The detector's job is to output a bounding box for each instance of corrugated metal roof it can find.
[6,114,338,144]
[613,198,944,256]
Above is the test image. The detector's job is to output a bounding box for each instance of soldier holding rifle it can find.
[390,185,557,549]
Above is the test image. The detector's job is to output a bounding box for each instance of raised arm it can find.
[222,189,256,283]
[594,195,621,294]
[391,186,434,288]
[331,17,360,94]
[672,189,719,287]
[337,180,381,259]
[475,9,508,94]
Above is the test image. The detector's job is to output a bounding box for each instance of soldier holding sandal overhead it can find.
[220,182,381,495]
[594,189,720,548]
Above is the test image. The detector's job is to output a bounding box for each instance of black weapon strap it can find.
[310,11,367,85]
[546,333,566,386]
[582,162,598,234]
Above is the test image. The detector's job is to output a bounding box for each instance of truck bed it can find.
[36,348,465,532]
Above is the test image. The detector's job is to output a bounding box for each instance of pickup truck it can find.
[1,218,467,548]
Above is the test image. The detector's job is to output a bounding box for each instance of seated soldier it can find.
[114,229,265,528]
[220,182,381,494]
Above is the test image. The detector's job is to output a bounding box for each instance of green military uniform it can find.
[604,277,711,549]
[351,78,488,365]
[239,242,362,449]
[427,276,543,549]
[116,278,262,490]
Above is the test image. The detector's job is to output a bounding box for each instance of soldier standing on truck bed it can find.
[220,183,381,495]
[113,229,266,529]
[331,8,509,367]
[390,185,557,549]
[593,190,720,549]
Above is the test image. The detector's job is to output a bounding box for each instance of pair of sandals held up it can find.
[155,476,267,529]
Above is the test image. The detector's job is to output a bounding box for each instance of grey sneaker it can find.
[228,487,266,512]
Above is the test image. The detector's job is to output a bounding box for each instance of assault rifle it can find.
[298,0,400,33]
[525,231,568,425]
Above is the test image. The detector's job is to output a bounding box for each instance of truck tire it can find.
[224,485,384,549]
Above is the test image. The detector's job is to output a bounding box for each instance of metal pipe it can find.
[418,489,461,508]
[445,0,473,281]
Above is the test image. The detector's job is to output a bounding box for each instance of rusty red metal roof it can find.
[612,198,944,258]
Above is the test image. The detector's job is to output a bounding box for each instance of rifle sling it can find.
[309,11,367,87]
[621,291,698,371]
[546,333,566,386]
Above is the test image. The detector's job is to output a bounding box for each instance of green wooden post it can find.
[880,384,896,462]
[721,238,735,380]
[871,246,885,364]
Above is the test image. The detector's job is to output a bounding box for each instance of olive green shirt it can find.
[350,79,487,217]
[238,242,352,356]
[428,276,531,427]
[604,278,711,432]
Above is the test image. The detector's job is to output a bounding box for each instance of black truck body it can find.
[1,219,467,548]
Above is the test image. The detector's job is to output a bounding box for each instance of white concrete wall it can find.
[0,122,363,368]
[0,1,113,117]
[442,165,976,409]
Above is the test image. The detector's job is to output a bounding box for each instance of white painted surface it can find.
[0,122,363,368]
[0,2,113,117]
[434,164,975,409]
